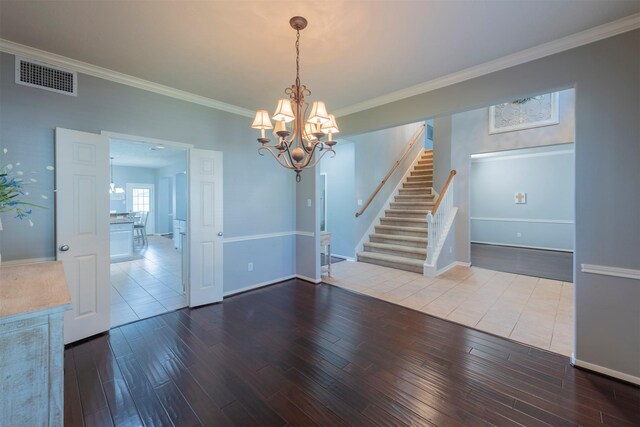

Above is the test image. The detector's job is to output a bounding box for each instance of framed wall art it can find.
[489,92,559,134]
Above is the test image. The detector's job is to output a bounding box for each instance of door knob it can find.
[59,244,70,252]
[217,232,223,236]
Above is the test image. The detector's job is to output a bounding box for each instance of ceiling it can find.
[110,138,186,169]
[0,1,638,115]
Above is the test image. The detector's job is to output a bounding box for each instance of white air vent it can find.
[15,57,77,96]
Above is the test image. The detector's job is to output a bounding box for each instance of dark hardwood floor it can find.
[65,279,638,426]
[471,243,574,282]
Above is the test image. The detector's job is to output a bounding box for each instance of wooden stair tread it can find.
[370,233,428,243]
[364,242,427,255]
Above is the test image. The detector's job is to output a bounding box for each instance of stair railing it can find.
[426,170,456,264]
[355,123,426,218]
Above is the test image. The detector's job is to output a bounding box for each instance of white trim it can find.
[580,264,640,281]
[223,275,296,297]
[223,230,314,243]
[571,358,640,386]
[472,240,573,253]
[224,231,297,244]
[470,148,574,162]
[424,207,458,276]
[333,13,640,117]
[0,39,254,118]
[102,131,194,149]
[431,187,440,200]
[320,172,328,233]
[296,274,322,284]
[331,253,356,262]
[432,261,472,277]
[355,146,425,254]
[0,256,55,266]
[470,217,574,224]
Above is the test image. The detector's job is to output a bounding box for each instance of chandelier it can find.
[109,157,124,194]
[251,16,339,182]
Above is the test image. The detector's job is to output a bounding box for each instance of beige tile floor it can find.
[110,235,187,327]
[324,261,574,356]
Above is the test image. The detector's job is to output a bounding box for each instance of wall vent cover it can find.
[15,57,77,96]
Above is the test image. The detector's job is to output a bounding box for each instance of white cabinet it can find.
[173,219,186,250]
[0,262,71,427]
[110,221,134,260]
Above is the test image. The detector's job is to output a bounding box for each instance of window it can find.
[132,188,150,212]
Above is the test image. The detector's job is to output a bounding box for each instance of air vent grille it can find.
[15,57,77,96]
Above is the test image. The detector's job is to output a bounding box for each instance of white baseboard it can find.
[571,356,640,385]
[424,260,471,277]
[223,275,295,297]
[331,253,356,262]
[0,256,56,266]
[296,274,322,284]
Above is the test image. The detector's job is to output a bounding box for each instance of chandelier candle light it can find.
[251,16,339,182]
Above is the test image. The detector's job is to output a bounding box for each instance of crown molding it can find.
[334,13,640,117]
[1,12,638,119]
[0,39,255,118]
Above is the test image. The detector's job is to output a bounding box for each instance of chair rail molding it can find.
[580,264,640,281]
[223,231,312,243]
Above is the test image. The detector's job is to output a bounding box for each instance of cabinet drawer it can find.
[0,315,47,335]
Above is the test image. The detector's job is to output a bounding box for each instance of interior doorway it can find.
[108,136,189,327]
[469,143,575,282]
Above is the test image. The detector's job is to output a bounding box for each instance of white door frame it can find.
[126,182,156,235]
[101,131,197,304]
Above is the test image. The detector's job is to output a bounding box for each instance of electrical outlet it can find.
[516,232,522,238]
[248,262,253,271]
[357,199,363,206]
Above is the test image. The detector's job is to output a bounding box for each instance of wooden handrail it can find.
[431,170,456,215]
[355,124,426,218]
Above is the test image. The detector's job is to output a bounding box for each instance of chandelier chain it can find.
[295,29,300,88]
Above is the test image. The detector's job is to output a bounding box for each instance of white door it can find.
[189,149,223,307]
[55,128,110,344]
[126,183,155,235]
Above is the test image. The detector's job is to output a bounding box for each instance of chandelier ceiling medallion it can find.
[251,16,339,182]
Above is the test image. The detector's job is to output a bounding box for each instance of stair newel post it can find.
[426,211,435,264]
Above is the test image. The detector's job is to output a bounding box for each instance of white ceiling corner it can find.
[0,2,638,118]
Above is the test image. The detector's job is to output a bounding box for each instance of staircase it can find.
[357,149,434,273]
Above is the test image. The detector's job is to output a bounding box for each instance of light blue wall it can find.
[0,51,295,294]
[424,119,434,150]
[353,122,425,246]
[470,144,574,251]
[296,167,319,281]
[319,141,356,258]
[451,88,575,262]
[108,165,156,212]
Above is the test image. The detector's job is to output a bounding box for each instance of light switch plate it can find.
[307,199,312,207]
